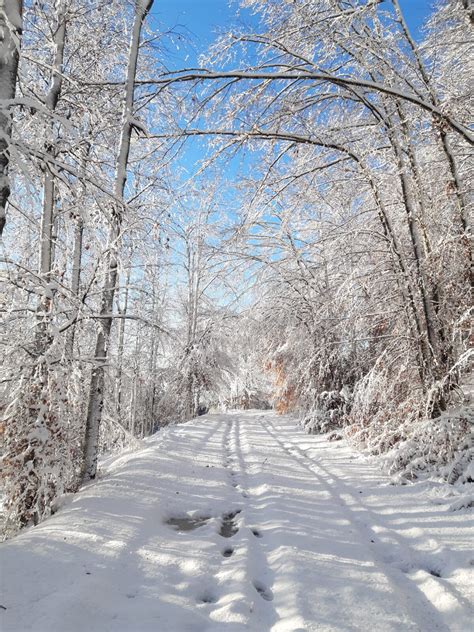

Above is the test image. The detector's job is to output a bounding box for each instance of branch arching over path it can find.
[116,70,473,144]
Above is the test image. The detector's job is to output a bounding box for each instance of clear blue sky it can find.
[152,0,433,65]
[149,1,434,184]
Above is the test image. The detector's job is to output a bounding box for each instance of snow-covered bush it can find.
[1,360,83,532]
[301,389,352,434]
[343,357,473,482]
[382,410,473,482]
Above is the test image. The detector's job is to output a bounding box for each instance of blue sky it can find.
[147,1,435,297]
[152,0,433,63]
[149,1,434,186]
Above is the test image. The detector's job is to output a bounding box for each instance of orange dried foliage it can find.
[265,359,297,414]
[275,385,296,414]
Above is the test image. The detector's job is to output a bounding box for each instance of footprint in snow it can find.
[219,510,241,538]
[222,547,234,558]
[253,580,273,601]
[251,528,263,538]
[198,592,218,604]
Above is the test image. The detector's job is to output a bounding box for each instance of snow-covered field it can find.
[0,411,472,631]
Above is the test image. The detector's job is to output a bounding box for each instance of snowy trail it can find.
[1,412,472,632]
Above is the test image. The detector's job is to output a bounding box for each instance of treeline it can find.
[1,0,472,534]
[208,0,472,481]
[2,0,176,531]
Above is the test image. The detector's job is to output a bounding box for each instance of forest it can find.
[0,0,472,540]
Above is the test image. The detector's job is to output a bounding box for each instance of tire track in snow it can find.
[238,414,353,631]
[260,415,453,632]
[267,417,473,630]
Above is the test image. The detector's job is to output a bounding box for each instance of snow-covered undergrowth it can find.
[346,370,473,484]
[1,411,472,632]
[301,401,473,487]
[380,411,473,482]
[300,389,352,435]
[0,396,143,541]
[296,364,473,488]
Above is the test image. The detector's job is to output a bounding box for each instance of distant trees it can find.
[167,0,472,476]
[156,188,235,421]
[1,0,471,533]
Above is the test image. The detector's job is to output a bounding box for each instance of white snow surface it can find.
[1,411,472,632]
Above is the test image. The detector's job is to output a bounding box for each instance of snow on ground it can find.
[0,411,472,632]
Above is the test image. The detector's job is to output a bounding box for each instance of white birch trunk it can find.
[82,0,154,482]
[115,257,131,421]
[64,140,90,359]
[129,329,140,435]
[387,121,441,384]
[64,214,84,358]
[362,163,428,387]
[35,2,66,354]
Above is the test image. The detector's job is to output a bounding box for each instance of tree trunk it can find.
[64,214,84,358]
[64,143,90,359]
[129,328,140,435]
[81,0,154,482]
[393,0,472,274]
[362,163,428,388]
[0,0,21,237]
[115,256,131,422]
[35,1,66,354]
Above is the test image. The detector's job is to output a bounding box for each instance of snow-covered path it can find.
[1,412,472,632]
